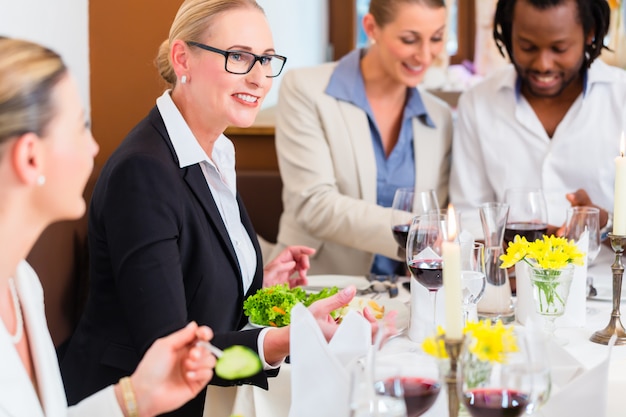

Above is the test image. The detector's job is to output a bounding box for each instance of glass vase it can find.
[528,264,575,342]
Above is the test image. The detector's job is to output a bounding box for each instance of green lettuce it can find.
[243,284,339,327]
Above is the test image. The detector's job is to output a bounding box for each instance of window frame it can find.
[328,0,476,64]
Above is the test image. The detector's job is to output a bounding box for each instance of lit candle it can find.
[614,133,626,235]
[443,204,463,339]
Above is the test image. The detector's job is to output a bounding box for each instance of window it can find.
[330,0,475,65]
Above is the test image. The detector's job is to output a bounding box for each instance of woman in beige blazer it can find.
[0,37,215,417]
[271,0,452,276]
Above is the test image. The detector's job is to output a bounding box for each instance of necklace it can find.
[7,277,24,344]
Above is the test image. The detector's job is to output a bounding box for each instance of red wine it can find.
[399,377,441,417]
[408,259,443,290]
[503,222,548,248]
[463,388,529,417]
[392,224,410,248]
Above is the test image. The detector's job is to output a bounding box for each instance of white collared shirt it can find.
[450,60,626,237]
[156,90,257,293]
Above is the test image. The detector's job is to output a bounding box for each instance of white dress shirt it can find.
[450,60,626,236]
[156,91,257,292]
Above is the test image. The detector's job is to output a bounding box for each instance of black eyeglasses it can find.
[186,41,287,78]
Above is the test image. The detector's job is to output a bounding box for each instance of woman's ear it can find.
[11,132,43,186]
[171,39,191,79]
[362,13,378,43]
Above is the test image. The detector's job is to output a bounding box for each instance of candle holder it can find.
[444,337,463,417]
[590,233,626,345]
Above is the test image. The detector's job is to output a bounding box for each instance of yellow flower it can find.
[500,234,585,270]
[464,320,518,363]
[421,326,448,359]
[609,0,621,10]
[421,320,518,364]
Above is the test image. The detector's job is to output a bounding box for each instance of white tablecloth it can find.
[204,244,626,417]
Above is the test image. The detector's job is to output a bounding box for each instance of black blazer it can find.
[60,107,273,416]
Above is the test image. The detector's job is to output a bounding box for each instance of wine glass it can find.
[460,242,486,324]
[349,358,407,417]
[503,188,549,248]
[406,211,450,330]
[391,188,439,250]
[458,326,551,417]
[564,206,601,265]
[375,341,442,417]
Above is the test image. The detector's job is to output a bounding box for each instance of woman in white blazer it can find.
[271,0,452,276]
[0,37,215,417]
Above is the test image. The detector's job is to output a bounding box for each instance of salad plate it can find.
[248,296,410,330]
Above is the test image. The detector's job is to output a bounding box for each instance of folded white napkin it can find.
[288,304,371,417]
[536,334,615,416]
[516,231,588,326]
[408,278,446,342]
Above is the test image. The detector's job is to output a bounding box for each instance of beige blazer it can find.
[271,63,452,276]
[0,261,122,417]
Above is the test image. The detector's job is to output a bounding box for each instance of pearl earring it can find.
[36,175,46,186]
[181,75,188,84]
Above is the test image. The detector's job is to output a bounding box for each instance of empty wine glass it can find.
[391,188,439,250]
[503,188,549,248]
[406,210,453,330]
[564,206,601,265]
[460,242,486,324]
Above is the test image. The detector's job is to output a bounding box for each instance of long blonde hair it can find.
[156,0,264,86]
[0,37,66,146]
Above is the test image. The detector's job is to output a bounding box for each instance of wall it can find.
[0,0,90,113]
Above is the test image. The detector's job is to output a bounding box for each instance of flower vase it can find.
[528,264,575,342]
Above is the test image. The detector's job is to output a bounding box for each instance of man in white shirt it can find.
[450,0,624,239]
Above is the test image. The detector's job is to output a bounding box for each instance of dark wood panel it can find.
[90,0,178,166]
[329,0,357,61]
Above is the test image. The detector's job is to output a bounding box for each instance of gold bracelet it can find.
[119,377,139,417]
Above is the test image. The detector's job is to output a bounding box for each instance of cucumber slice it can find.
[215,345,262,380]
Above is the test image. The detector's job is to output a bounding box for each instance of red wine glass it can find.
[458,326,551,417]
[391,189,439,251]
[374,343,442,417]
[503,188,549,248]
[405,211,447,330]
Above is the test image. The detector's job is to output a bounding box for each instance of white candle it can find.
[443,204,463,339]
[614,133,626,235]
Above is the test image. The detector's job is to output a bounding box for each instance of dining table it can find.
[203,244,626,417]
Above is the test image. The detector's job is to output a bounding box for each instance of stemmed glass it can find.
[374,340,443,417]
[391,189,439,251]
[564,207,601,265]
[503,188,549,248]
[460,242,486,324]
[458,326,551,417]
[406,211,451,330]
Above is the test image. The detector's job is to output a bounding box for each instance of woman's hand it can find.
[307,286,398,343]
[263,245,315,288]
[118,322,216,417]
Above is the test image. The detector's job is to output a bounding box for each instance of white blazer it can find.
[270,63,452,275]
[0,261,122,417]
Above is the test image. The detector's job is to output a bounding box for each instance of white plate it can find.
[304,275,371,291]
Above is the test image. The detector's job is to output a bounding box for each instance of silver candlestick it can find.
[590,233,626,345]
